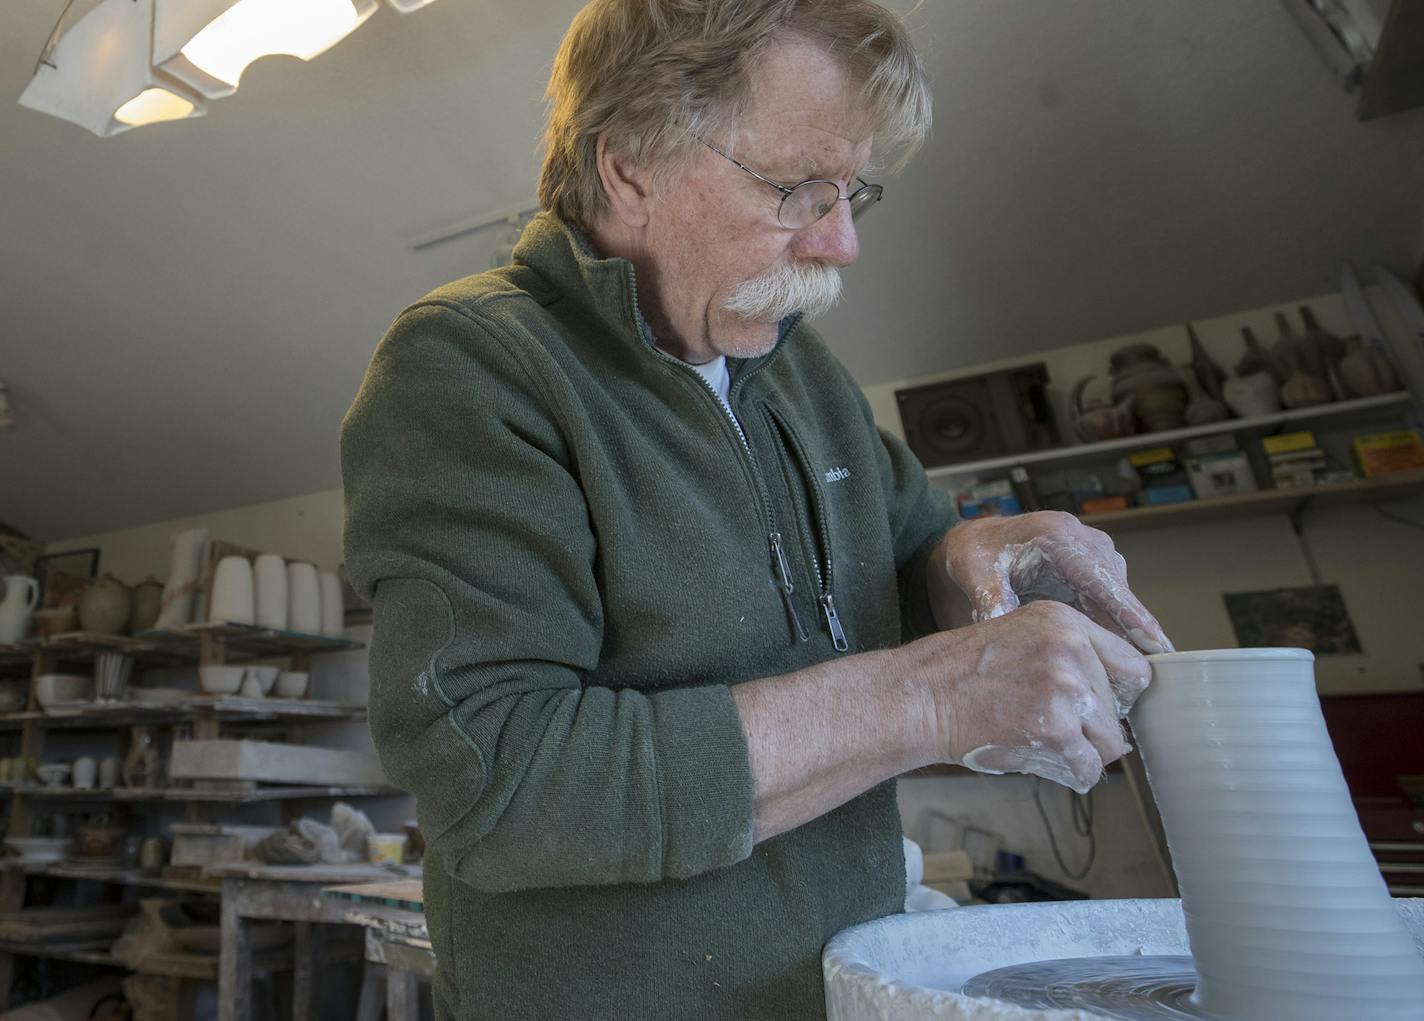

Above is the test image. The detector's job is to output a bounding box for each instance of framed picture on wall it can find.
[33,548,100,603]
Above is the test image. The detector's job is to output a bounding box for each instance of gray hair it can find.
[538,0,932,229]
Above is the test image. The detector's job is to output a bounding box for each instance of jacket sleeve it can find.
[340,302,756,894]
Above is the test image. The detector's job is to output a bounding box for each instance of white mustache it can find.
[723,261,843,322]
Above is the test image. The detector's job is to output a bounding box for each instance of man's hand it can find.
[909,600,1151,793]
[929,510,1173,679]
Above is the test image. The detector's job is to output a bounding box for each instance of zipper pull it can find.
[820,592,849,652]
[769,532,809,643]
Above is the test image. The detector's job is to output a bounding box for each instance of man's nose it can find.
[791,200,859,267]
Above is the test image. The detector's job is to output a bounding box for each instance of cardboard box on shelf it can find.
[1187,451,1259,499]
[1353,430,1424,478]
[1262,431,1318,457]
[1128,447,1195,506]
[956,478,1022,519]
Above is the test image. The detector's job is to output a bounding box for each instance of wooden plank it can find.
[387,964,420,1021]
[170,739,387,787]
[220,886,254,1021]
[0,903,135,943]
[205,863,418,884]
[323,879,424,912]
[292,921,325,1021]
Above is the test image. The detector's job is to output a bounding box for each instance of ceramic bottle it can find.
[1180,365,1231,425]
[1273,312,1331,409]
[1184,323,1228,401]
[1338,337,1400,397]
[127,577,164,634]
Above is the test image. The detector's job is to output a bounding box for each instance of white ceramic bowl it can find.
[5,837,70,863]
[35,763,71,787]
[34,673,91,708]
[273,671,309,699]
[245,665,279,694]
[198,665,244,695]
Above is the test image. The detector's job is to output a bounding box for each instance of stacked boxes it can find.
[1127,447,1194,505]
[1263,432,1327,489]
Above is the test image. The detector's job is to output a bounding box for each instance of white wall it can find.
[48,489,347,584]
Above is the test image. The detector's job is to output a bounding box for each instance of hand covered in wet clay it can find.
[910,600,1149,793]
[930,511,1173,680]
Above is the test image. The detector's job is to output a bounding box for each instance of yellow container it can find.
[367,832,407,867]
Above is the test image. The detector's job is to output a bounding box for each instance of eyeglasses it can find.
[700,139,883,230]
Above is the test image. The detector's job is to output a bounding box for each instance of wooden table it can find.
[208,862,421,1021]
[323,880,431,1021]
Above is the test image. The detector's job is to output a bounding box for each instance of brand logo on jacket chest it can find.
[824,466,851,483]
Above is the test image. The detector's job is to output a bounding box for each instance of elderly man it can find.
[341,1,1169,1018]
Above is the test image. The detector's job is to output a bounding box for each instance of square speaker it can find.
[895,365,1059,469]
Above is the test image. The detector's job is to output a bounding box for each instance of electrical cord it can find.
[1374,503,1424,533]
[1033,777,1096,881]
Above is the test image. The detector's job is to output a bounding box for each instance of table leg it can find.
[293,921,326,1021]
[386,965,420,1021]
[219,883,253,1021]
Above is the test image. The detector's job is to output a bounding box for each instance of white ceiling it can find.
[3,0,1423,542]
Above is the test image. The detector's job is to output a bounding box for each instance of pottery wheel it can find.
[962,955,1218,1020]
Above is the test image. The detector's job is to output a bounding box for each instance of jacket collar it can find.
[511,212,801,372]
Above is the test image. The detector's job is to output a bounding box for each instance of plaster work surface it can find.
[822,898,1424,1021]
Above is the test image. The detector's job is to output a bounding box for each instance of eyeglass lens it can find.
[779,181,883,229]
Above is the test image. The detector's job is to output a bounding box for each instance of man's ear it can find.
[596,133,653,229]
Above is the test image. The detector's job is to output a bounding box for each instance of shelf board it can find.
[925,392,1412,480]
[0,938,118,967]
[135,622,364,658]
[0,645,34,669]
[40,863,221,894]
[10,784,403,803]
[0,697,368,731]
[1078,470,1424,532]
[16,623,363,668]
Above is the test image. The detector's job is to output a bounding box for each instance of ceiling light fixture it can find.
[19,0,206,138]
[153,0,378,99]
[385,0,442,10]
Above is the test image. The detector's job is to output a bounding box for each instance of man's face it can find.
[635,36,873,364]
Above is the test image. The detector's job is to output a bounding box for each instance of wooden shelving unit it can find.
[1080,469,1424,532]
[925,392,1412,482]
[0,626,375,997]
[925,392,1420,531]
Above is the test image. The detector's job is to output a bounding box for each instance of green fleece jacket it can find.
[341,213,953,1020]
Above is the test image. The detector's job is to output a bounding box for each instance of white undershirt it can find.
[689,355,731,404]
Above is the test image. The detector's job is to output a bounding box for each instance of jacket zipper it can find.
[642,345,810,644]
[620,266,809,644]
[764,404,849,652]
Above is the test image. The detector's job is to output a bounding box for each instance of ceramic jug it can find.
[0,576,39,645]
[1109,344,1188,434]
[78,575,131,636]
